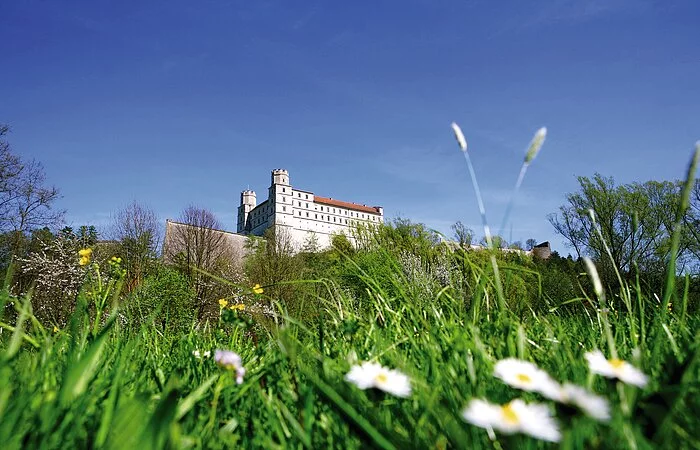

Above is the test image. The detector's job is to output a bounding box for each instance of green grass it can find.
[0,244,698,449]
[0,142,697,449]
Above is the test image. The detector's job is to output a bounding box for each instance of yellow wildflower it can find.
[218,298,228,308]
[78,248,93,266]
[53,326,59,333]
[252,284,264,295]
[230,303,245,311]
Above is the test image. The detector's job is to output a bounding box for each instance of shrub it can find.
[125,263,195,335]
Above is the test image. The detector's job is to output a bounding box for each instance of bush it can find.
[125,264,195,335]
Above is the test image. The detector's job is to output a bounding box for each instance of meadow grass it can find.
[0,141,698,449]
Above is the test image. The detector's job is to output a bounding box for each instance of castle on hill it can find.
[237,169,384,248]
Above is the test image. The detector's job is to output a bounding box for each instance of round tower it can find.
[237,190,257,233]
[241,190,257,206]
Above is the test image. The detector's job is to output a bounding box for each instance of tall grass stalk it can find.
[497,127,547,238]
[451,122,506,310]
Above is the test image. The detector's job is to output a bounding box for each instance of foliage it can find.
[111,201,161,291]
[1,131,698,449]
[164,206,242,320]
[549,175,700,282]
[451,220,474,248]
[0,124,64,239]
[1,226,698,448]
[125,263,196,336]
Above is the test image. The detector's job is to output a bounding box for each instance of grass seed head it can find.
[451,122,468,152]
[524,127,547,164]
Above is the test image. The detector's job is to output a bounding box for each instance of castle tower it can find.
[237,190,256,233]
[271,168,289,186]
[269,169,293,229]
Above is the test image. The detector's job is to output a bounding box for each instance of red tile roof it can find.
[313,196,382,215]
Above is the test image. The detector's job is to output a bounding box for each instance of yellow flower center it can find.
[609,359,625,369]
[374,372,388,384]
[501,403,519,425]
[516,373,531,383]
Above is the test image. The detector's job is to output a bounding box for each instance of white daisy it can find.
[585,350,648,388]
[560,383,610,421]
[192,350,211,359]
[462,399,561,442]
[493,358,561,400]
[451,122,468,152]
[345,361,411,398]
[215,349,246,385]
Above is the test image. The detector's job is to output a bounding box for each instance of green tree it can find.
[451,221,474,248]
[549,174,697,280]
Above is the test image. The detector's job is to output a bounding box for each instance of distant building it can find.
[163,219,248,265]
[531,241,552,259]
[237,169,384,249]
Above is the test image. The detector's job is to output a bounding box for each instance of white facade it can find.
[237,169,384,249]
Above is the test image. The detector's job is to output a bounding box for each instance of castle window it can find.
[282,197,286,202]
[306,212,309,217]
[305,194,309,199]
[298,211,302,216]
[305,203,308,208]
[298,201,301,206]
[282,188,286,192]
[283,206,286,212]
[333,217,336,222]
[315,214,317,219]
[345,219,347,224]
[298,193,301,197]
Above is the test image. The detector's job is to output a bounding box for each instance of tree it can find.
[301,231,320,253]
[509,241,523,250]
[480,235,507,249]
[163,206,235,318]
[244,226,304,315]
[525,238,538,251]
[13,230,86,326]
[548,174,696,281]
[683,180,700,272]
[451,221,474,248]
[111,201,161,290]
[0,125,64,243]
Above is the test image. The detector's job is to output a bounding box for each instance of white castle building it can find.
[237,169,384,249]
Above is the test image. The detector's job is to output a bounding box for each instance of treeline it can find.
[1,123,698,335]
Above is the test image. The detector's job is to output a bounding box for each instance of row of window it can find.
[280,187,311,201]
[280,197,377,220]
[295,211,358,225]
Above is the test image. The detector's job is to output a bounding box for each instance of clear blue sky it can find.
[1,0,698,252]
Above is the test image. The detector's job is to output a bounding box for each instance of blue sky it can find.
[1,0,698,252]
